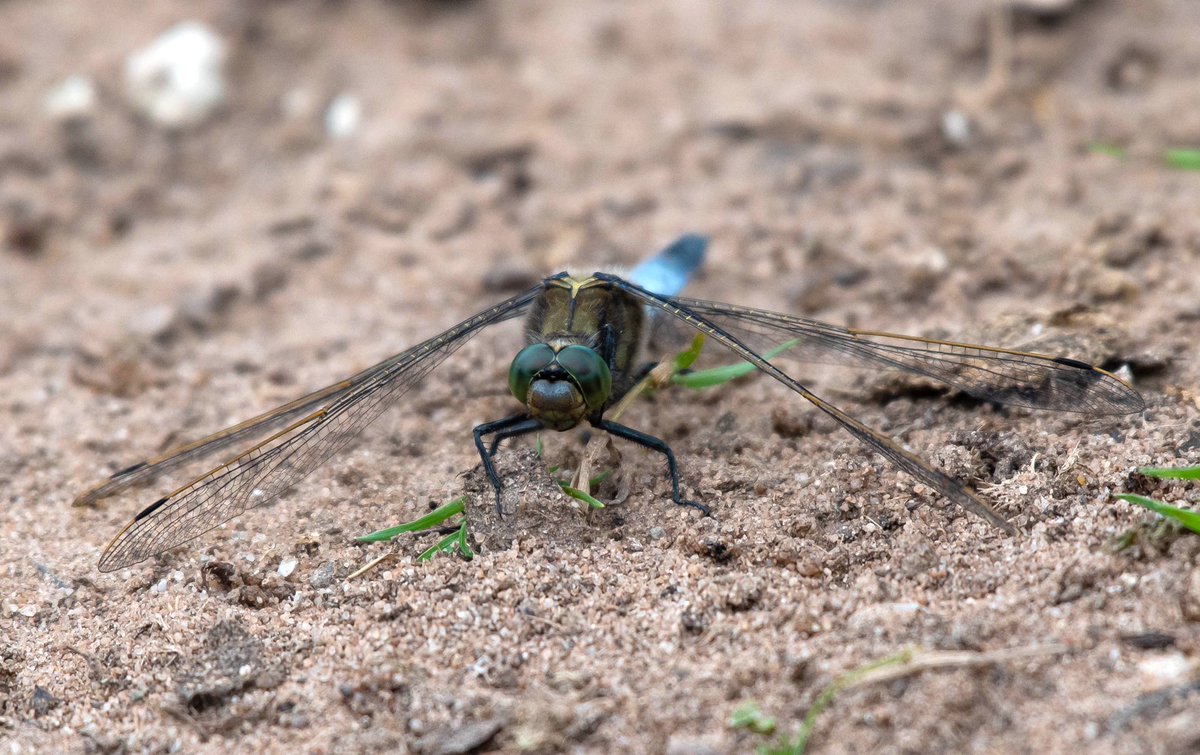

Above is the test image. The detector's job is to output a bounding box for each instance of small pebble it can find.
[941,109,971,147]
[309,562,335,589]
[238,585,268,608]
[665,735,723,755]
[125,21,227,128]
[179,283,239,329]
[413,717,505,755]
[325,93,361,139]
[1138,654,1193,687]
[125,305,177,340]
[45,75,97,122]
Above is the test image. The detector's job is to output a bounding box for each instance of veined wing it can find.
[605,275,1031,534]
[94,286,542,572]
[668,296,1145,416]
[76,370,364,507]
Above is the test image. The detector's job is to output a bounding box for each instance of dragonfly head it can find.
[508,343,612,431]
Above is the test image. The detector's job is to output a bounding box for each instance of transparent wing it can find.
[610,275,1136,534]
[75,374,363,507]
[668,296,1145,416]
[94,286,541,571]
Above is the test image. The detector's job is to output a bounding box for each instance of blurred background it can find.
[3,1,1196,333]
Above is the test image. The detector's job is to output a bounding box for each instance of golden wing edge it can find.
[846,328,1146,415]
[91,284,548,571]
[614,277,1017,535]
[95,405,332,572]
[667,295,1145,416]
[72,377,363,508]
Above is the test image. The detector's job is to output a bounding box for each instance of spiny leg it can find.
[593,418,710,515]
[488,418,543,456]
[473,413,542,515]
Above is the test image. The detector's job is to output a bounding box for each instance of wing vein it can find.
[97,287,540,571]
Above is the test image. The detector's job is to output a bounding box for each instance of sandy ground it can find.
[3,1,1200,752]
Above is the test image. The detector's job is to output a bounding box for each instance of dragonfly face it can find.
[507,275,645,431]
[507,342,611,430]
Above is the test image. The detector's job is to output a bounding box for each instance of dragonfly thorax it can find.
[507,342,612,431]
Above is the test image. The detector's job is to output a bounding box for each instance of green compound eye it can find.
[556,345,612,412]
[508,343,556,404]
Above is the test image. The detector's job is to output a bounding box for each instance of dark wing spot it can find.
[112,461,148,478]
[135,497,169,521]
[1051,356,1094,371]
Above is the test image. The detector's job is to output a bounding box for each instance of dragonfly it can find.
[77,234,1145,572]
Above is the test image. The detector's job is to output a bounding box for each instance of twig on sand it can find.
[842,643,1069,691]
[346,552,395,581]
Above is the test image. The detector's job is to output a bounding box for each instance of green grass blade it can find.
[355,496,466,542]
[560,483,605,509]
[1090,143,1200,171]
[673,339,800,390]
[730,701,776,735]
[1164,149,1200,171]
[416,532,455,561]
[452,522,474,559]
[417,522,474,561]
[1139,466,1200,480]
[417,531,457,561]
[1116,494,1200,535]
[673,333,707,371]
[766,651,913,755]
[673,364,756,389]
[1090,143,1127,158]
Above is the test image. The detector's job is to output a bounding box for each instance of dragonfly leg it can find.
[487,417,543,456]
[592,418,710,516]
[474,414,542,515]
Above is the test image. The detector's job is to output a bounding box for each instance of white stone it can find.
[45,75,97,121]
[941,109,971,146]
[125,21,227,128]
[325,93,362,139]
[1138,653,1193,687]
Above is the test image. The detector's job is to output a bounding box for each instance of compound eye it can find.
[556,345,612,412]
[508,343,556,404]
